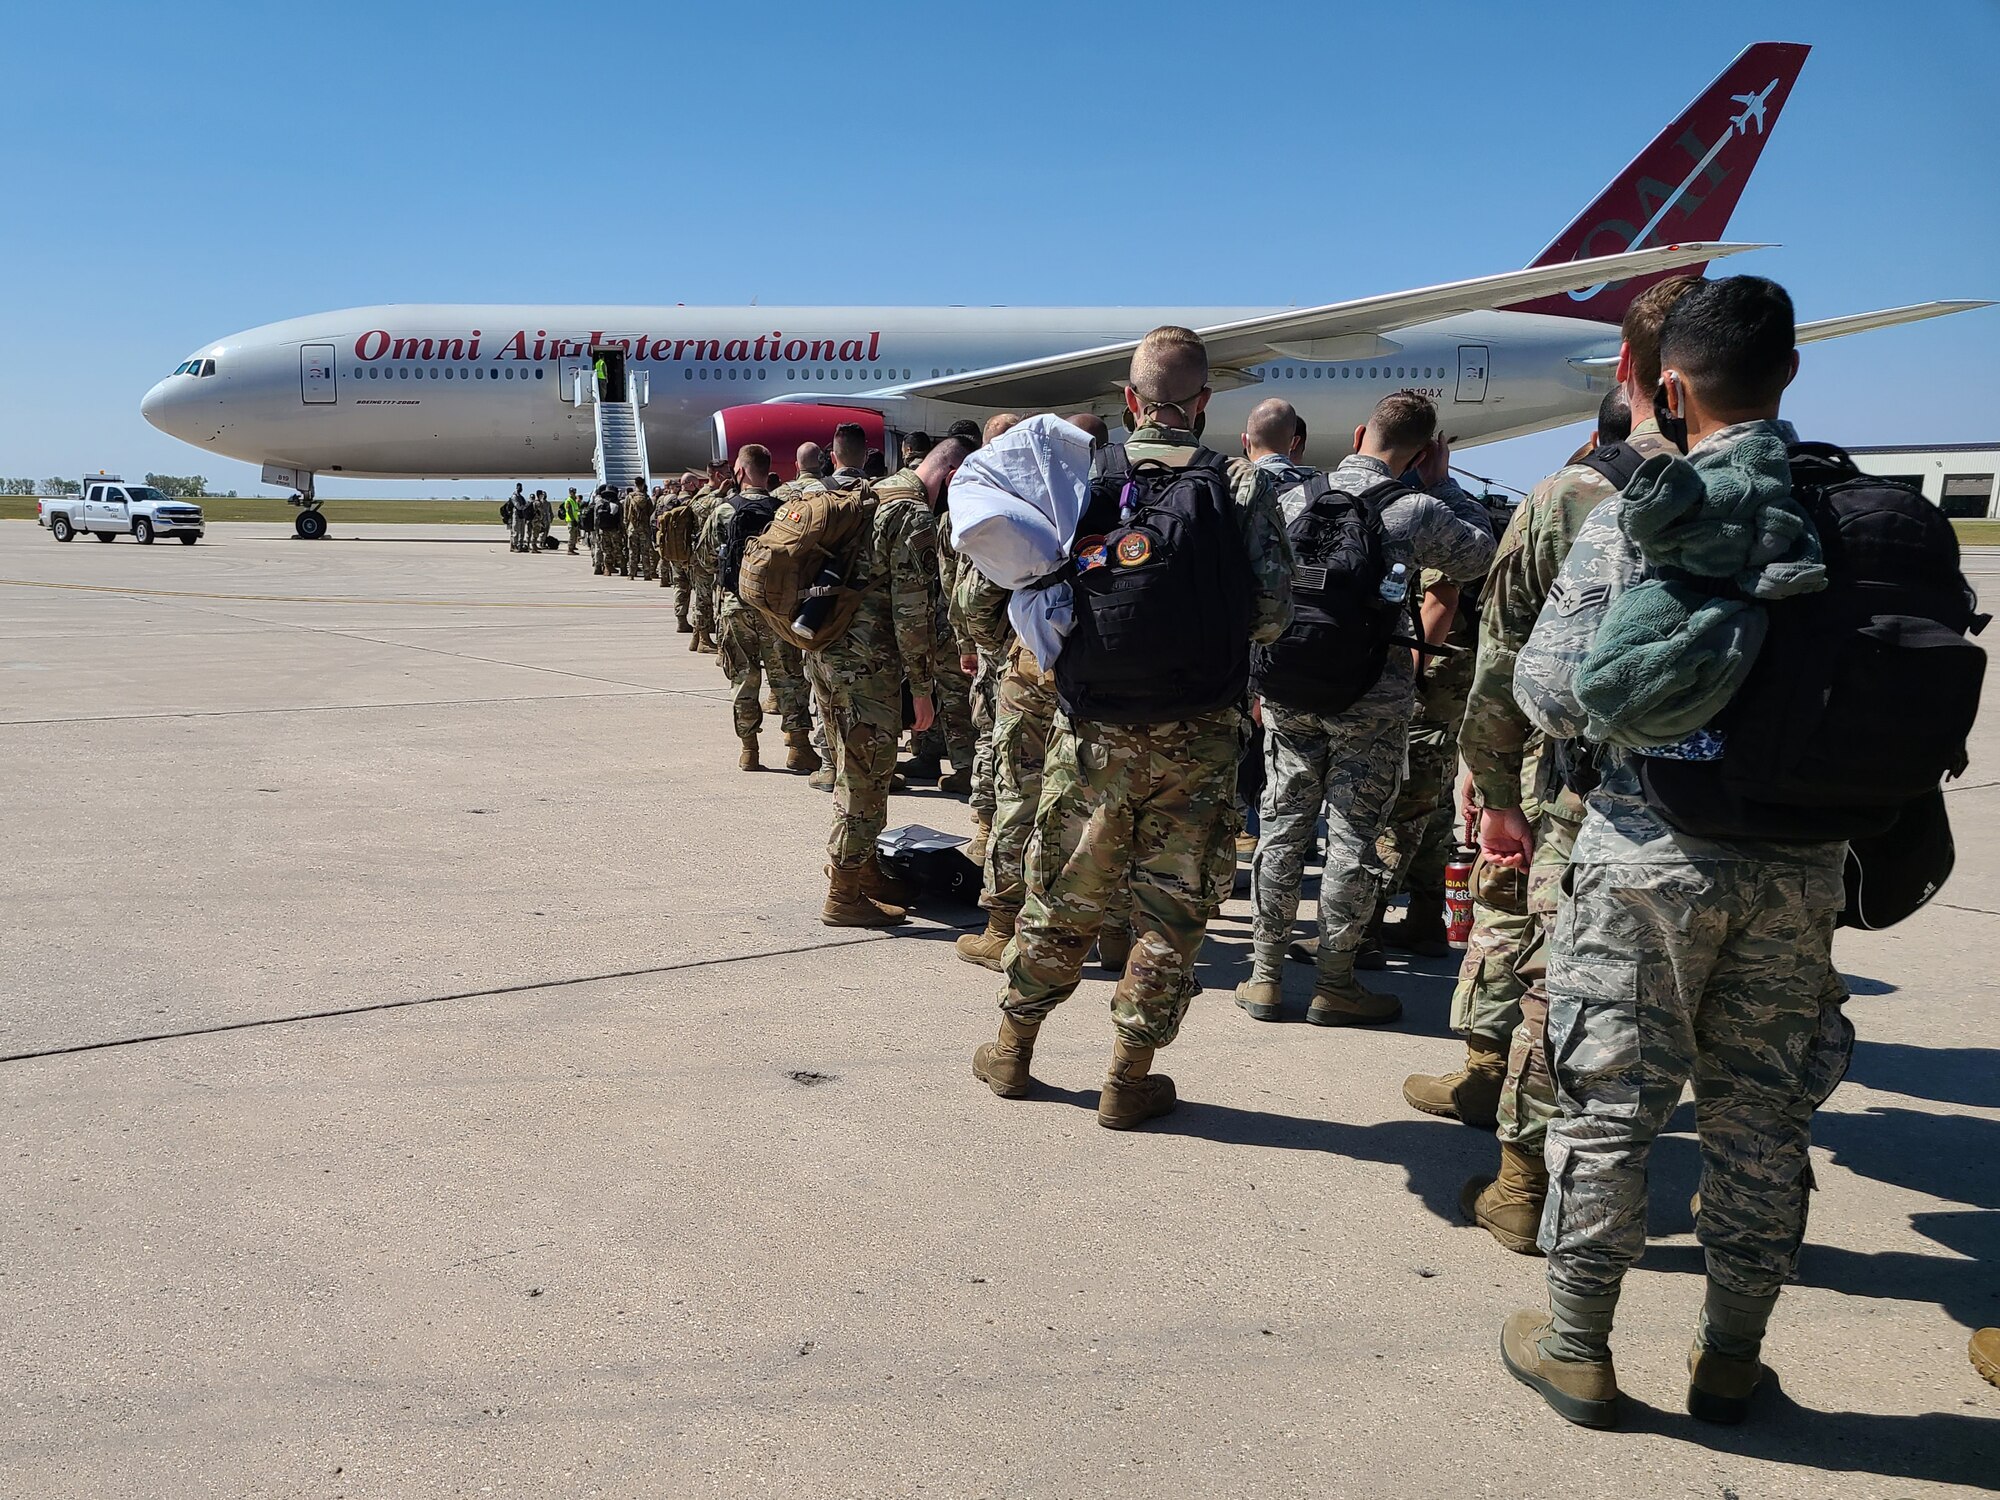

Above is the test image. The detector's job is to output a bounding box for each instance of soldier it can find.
[665,472,705,626]
[685,462,731,652]
[1234,392,1494,1028]
[1238,400,1316,863]
[704,445,816,772]
[973,327,1292,1130]
[807,433,974,927]
[1406,283,1694,1261]
[626,475,656,581]
[1502,275,1853,1430]
[507,482,529,552]
[532,489,553,551]
[562,486,584,554]
[782,445,836,789]
[593,482,626,577]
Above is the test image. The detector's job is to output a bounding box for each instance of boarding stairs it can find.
[580,368,651,493]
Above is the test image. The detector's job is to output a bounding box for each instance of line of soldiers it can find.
[503,484,555,552]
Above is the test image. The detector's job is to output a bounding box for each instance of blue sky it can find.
[2,0,1995,498]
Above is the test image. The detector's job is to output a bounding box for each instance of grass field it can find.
[1952,519,2000,545]
[0,497,502,525]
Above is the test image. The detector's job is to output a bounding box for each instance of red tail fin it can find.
[1507,41,1809,323]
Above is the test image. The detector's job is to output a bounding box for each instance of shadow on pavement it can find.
[1845,1040,2000,1109]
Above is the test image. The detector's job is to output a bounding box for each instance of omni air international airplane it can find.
[142,41,1987,538]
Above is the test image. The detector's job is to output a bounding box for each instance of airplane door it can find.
[301,343,337,404]
[1455,344,1489,403]
[558,356,589,404]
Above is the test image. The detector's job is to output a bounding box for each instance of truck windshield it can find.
[125,488,171,504]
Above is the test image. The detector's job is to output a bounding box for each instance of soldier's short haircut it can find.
[681,470,706,489]
[1064,412,1110,446]
[1368,390,1438,454]
[1596,386,1632,445]
[831,423,869,466]
[902,431,934,465]
[795,442,827,477]
[983,412,1022,443]
[738,443,772,480]
[1622,274,1702,392]
[1129,326,1209,411]
[946,418,984,447]
[1659,275,1796,411]
[918,434,976,485]
[1244,397,1301,454]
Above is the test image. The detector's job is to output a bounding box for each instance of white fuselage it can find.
[142,304,1620,479]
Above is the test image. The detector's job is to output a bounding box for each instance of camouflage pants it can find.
[629,528,657,581]
[690,564,716,635]
[599,528,627,576]
[804,658,901,866]
[970,649,1002,817]
[1541,853,1853,1304]
[1494,807,1580,1147]
[720,604,810,739]
[1002,709,1243,1050]
[1375,717,1458,901]
[566,522,580,555]
[1249,701,1406,984]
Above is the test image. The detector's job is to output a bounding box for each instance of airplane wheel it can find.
[51,516,73,542]
[295,509,327,540]
[133,518,155,544]
[94,530,117,542]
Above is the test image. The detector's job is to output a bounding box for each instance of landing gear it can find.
[288,488,328,540]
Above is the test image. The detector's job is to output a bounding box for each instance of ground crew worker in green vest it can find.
[562,487,583,554]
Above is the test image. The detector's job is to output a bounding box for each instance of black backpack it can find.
[1250,477,1414,716]
[1579,440,1647,492]
[718,493,778,597]
[593,496,622,530]
[1638,442,1987,843]
[1053,445,1256,724]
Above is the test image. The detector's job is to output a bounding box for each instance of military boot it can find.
[1460,1141,1549,1256]
[1306,952,1402,1026]
[1403,1033,1508,1126]
[955,910,1015,971]
[972,1013,1040,1098]
[1687,1345,1767,1426]
[809,761,836,793]
[696,631,718,654]
[1501,1309,1621,1429]
[938,767,973,796]
[965,808,992,867]
[676,617,693,633]
[821,863,906,928]
[900,750,943,785]
[1970,1328,2000,1389]
[1389,891,1452,957]
[738,734,761,772]
[1095,922,1133,972]
[1098,1038,1177,1130]
[784,731,821,775]
[1234,978,1284,1022]
[687,630,704,652]
[859,857,920,909]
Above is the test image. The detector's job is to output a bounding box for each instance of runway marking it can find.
[0,922,982,1064]
[0,578,664,610]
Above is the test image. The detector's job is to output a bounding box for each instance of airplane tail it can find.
[1507,40,1810,323]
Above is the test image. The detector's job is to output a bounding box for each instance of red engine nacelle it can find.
[709,404,893,481]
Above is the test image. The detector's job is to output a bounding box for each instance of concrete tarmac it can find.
[3,521,1996,1498]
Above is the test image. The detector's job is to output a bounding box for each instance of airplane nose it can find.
[141,378,176,433]
[141,376,199,441]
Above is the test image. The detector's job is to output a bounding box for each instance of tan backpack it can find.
[739,481,878,651]
[658,501,697,566]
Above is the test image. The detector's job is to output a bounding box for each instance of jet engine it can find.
[709,404,893,480]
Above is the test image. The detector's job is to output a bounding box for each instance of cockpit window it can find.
[200,359,215,376]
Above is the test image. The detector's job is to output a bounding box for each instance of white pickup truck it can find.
[39,475,205,545]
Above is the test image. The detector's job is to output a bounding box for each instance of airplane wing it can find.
[1796,300,1993,344]
[770,241,1764,413]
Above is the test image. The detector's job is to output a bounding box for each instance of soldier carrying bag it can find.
[717,493,778,599]
[659,501,697,566]
[738,480,879,651]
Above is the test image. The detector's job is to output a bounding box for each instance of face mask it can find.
[1654,377,1689,453]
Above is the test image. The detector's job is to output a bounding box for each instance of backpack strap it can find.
[1579,441,1646,492]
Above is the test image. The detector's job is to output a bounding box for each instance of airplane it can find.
[142,41,1988,539]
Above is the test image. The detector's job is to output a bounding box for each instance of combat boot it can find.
[1306,952,1402,1027]
[1687,1344,1766,1426]
[900,749,943,785]
[956,910,1015,971]
[738,734,761,772]
[687,630,704,652]
[1970,1328,2000,1389]
[1095,922,1133,972]
[859,857,920,909]
[676,617,693,633]
[965,808,992,867]
[1403,1033,1507,1126]
[1460,1141,1549,1256]
[938,767,973,796]
[809,761,836,793]
[1501,1309,1620,1429]
[784,732,822,775]
[972,1013,1040,1098]
[697,631,718,654]
[1389,891,1452,957]
[1098,1038,1177,1130]
[821,863,906,928]
[1234,978,1284,1022]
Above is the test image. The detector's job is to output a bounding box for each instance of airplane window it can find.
[399,368,408,378]
[202,360,214,376]
[932,368,939,378]
[534,368,543,379]
[1369,367,1377,378]
[686,369,693,380]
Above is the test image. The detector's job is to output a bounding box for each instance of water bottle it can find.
[1378,561,1409,607]
[792,562,844,638]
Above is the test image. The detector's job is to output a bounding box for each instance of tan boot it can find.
[687,630,704,652]
[972,1013,1040,1097]
[1098,1038,1177,1130]
[1969,1328,2000,1389]
[1306,952,1402,1026]
[738,734,761,771]
[821,863,906,928]
[1234,978,1284,1022]
[965,808,992,867]
[784,731,822,775]
[1501,1310,1621,1429]
[1687,1344,1766,1426]
[1403,1033,1508,1126]
[859,857,919,908]
[694,631,717,654]
[808,762,836,792]
[1460,1141,1549,1256]
[955,910,1015,971]
[1094,922,1132,972]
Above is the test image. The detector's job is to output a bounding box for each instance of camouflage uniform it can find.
[686,486,724,636]
[955,553,1014,827]
[777,472,836,770]
[1374,574,1477,901]
[908,523,976,778]
[1457,417,1678,1147]
[703,490,812,739]
[1000,427,1292,1049]
[626,489,657,580]
[803,469,941,867]
[508,491,530,552]
[1514,417,1853,1319]
[1248,457,1495,986]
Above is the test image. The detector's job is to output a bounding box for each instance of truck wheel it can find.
[133,518,155,544]
[94,530,118,542]
[178,533,199,546]
[295,509,328,540]
[50,515,73,542]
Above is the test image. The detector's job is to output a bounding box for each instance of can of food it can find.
[1445,843,1477,948]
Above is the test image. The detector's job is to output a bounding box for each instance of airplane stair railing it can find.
[591,380,651,493]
